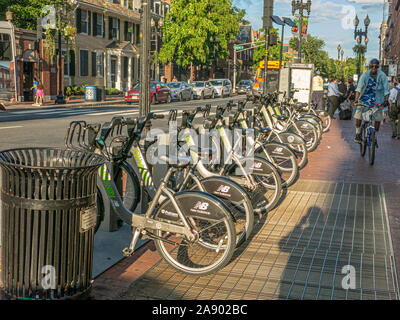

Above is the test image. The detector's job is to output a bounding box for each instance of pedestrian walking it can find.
[338,79,347,104]
[36,81,45,106]
[389,77,400,139]
[353,59,390,144]
[30,77,39,106]
[311,70,324,109]
[327,78,343,119]
[172,76,178,82]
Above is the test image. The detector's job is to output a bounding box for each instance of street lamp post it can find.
[354,14,370,78]
[291,0,312,63]
[151,16,163,82]
[337,44,341,60]
[210,36,220,79]
[54,0,66,104]
[140,0,151,116]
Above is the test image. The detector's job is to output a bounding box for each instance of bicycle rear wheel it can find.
[154,191,236,276]
[190,176,254,247]
[255,142,299,188]
[223,156,282,215]
[368,129,376,165]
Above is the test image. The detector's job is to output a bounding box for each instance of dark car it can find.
[236,80,254,95]
[125,81,171,104]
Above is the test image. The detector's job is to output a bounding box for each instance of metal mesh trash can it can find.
[0,148,105,300]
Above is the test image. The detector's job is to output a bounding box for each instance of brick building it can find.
[384,0,400,75]
[69,0,171,91]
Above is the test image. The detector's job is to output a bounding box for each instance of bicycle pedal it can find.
[122,248,134,257]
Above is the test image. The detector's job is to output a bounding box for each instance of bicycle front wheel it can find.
[368,129,376,165]
[154,191,236,276]
[360,125,367,157]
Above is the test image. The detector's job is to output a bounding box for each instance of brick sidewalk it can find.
[90,118,400,300]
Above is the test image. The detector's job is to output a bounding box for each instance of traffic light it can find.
[269,33,278,46]
[263,0,274,29]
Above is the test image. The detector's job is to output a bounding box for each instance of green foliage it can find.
[252,28,285,69]
[106,88,122,95]
[159,0,242,68]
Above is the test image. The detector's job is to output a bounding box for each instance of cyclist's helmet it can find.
[369,59,380,69]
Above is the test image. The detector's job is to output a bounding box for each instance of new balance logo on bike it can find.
[216,185,231,193]
[191,201,211,215]
[273,147,284,154]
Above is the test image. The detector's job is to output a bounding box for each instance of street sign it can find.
[260,60,287,69]
[236,46,244,50]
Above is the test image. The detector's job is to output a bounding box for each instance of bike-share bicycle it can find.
[65,113,237,276]
[359,103,384,166]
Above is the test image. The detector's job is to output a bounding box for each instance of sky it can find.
[233,0,386,63]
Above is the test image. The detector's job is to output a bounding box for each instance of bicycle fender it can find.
[196,176,249,203]
[292,120,315,131]
[224,156,277,177]
[156,191,230,222]
[259,142,294,158]
[271,132,305,146]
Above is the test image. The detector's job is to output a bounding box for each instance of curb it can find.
[1,99,126,112]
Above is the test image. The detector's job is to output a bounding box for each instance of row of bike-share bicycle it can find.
[64,91,331,277]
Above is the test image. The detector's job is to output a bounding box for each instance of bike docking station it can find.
[64,120,148,278]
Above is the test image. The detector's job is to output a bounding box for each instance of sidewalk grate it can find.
[118,180,400,300]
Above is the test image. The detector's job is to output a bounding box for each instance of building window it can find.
[92,52,97,77]
[94,12,104,37]
[123,57,129,79]
[109,17,120,40]
[97,52,104,77]
[124,22,134,42]
[63,50,70,76]
[80,9,89,34]
[80,50,89,76]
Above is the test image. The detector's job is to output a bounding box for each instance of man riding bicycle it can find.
[354,59,390,145]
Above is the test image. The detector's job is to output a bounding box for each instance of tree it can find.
[252,28,293,69]
[159,0,241,68]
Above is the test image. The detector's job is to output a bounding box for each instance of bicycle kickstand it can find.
[122,227,142,257]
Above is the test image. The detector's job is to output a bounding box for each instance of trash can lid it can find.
[0,147,106,171]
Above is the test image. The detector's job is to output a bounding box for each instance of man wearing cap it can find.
[353,59,390,145]
[312,70,324,109]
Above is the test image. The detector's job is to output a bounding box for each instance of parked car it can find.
[125,81,171,104]
[236,80,254,95]
[210,79,232,98]
[191,81,216,99]
[167,81,193,101]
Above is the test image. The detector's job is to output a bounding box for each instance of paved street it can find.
[0,96,242,150]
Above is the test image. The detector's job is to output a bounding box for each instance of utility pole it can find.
[233,45,237,94]
[140,0,151,116]
[263,0,274,95]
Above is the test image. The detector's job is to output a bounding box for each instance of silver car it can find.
[209,79,232,98]
[167,81,193,101]
[191,81,216,100]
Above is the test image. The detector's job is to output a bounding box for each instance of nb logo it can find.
[273,147,283,153]
[217,185,231,193]
[253,162,262,169]
[194,202,209,211]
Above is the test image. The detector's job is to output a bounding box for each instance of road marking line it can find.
[0,126,23,130]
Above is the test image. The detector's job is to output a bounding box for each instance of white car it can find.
[191,81,216,99]
[210,79,232,98]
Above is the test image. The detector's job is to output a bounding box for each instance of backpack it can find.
[390,87,400,118]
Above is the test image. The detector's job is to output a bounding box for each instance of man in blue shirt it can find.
[327,78,343,119]
[354,59,390,144]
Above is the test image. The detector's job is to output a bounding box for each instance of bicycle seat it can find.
[159,155,192,169]
[272,114,288,121]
